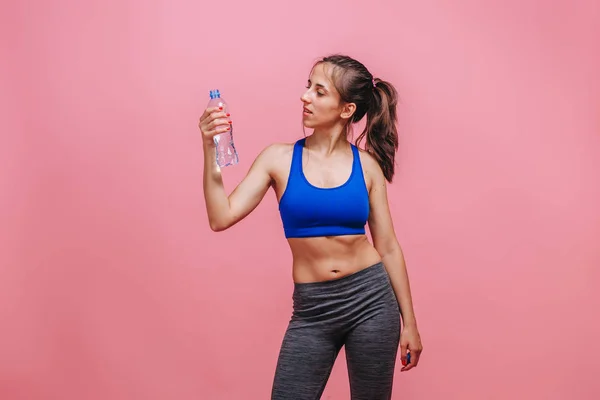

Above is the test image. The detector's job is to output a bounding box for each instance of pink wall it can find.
[2,0,599,399]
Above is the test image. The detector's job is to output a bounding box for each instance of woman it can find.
[199,54,423,399]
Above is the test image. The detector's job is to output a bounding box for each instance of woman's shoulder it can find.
[355,146,386,190]
[252,141,296,170]
[356,147,383,174]
[260,141,295,158]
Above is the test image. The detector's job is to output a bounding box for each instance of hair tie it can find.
[372,78,377,88]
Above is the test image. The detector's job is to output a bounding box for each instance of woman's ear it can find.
[340,102,357,120]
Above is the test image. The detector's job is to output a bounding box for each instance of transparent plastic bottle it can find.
[207,89,239,167]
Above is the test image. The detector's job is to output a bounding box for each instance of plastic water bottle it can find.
[207,89,239,167]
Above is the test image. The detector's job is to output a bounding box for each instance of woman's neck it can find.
[306,126,349,156]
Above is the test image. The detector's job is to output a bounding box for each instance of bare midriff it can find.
[287,234,382,283]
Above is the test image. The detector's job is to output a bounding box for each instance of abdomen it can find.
[288,235,382,283]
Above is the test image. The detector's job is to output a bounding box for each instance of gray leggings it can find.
[271,262,401,400]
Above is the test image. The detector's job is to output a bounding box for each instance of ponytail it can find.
[355,79,399,182]
[315,55,400,182]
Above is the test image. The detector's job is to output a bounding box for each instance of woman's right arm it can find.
[200,106,274,232]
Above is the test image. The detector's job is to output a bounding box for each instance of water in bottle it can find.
[207,89,239,167]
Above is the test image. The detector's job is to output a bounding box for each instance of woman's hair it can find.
[314,54,399,182]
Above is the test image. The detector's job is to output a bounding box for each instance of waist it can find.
[293,261,389,297]
[290,262,398,330]
[288,235,382,283]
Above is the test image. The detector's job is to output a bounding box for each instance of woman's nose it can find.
[300,91,310,103]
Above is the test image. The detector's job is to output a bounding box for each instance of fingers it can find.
[198,120,231,138]
[198,107,232,139]
[400,342,408,367]
[200,110,229,126]
[400,347,422,372]
[199,106,225,122]
[400,351,415,372]
[207,117,231,131]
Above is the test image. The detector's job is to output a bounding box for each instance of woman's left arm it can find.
[364,154,423,371]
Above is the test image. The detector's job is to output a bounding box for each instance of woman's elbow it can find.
[209,218,230,232]
[377,241,403,258]
[210,223,224,232]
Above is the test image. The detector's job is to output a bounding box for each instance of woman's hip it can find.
[289,262,399,331]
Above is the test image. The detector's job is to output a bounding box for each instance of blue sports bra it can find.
[278,138,370,238]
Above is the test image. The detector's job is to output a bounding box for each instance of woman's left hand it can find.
[399,325,423,371]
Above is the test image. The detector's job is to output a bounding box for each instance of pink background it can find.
[2,0,599,399]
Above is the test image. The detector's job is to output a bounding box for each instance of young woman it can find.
[199,54,423,399]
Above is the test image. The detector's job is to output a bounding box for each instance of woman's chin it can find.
[302,120,316,129]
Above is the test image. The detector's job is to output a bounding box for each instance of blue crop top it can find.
[278,138,370,238]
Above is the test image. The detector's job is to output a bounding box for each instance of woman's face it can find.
[300,63,345,129]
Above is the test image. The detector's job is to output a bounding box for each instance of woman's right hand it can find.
[198,107,231,146]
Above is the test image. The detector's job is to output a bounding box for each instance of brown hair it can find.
[314,54,399,182]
